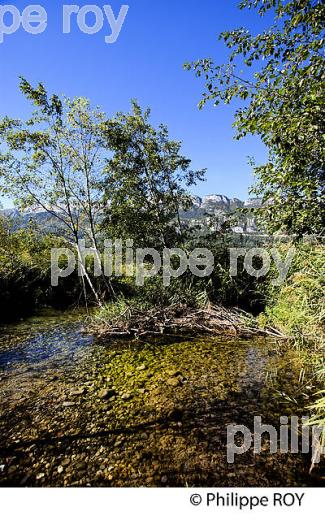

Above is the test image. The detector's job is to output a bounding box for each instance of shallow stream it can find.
[0,310,323,486]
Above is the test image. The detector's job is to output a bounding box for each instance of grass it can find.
[258,242,325,465]
[259,243,325,347]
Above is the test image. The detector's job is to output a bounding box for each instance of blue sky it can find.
[0,0,272,208]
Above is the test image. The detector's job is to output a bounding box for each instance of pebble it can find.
[70,388,86,396]
[167,370,182,377]
[76,462,87,470]
[166,377,181,387]
[98,389,116,400]
[20,474,30,485]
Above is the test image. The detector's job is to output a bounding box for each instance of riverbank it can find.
[0,311,323,486]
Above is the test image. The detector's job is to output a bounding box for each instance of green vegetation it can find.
[260,243,324,347]
[185,0,324,237]
[101,100,206,249]
[0,81,117,305]
[0,215,82,321]
[259,242,325,446]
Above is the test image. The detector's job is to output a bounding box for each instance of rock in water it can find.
[166,377,182,387]
[98,389,116,400]
[70,388,86,396]
[137,364,146,371]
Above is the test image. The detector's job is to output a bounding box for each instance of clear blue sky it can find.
[0,0,272,208]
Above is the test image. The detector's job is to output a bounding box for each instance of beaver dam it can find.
[90,303,286,339]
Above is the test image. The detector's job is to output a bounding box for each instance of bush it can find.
[0,217,83,321]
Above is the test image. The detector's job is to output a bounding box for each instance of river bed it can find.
[0,310,323,486]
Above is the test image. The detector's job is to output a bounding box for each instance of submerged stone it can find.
[70,388,86,396]
[98,389,117,400]
[166,377,182,387]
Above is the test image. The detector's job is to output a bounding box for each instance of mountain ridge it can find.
[1,194,262,234]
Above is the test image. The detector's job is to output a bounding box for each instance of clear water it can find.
[0,309,322,487]
[0,310,93,371]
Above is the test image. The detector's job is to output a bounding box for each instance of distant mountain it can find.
[1,194,262,235]
[0,208,21,219]
[0,207,69,235]
[180,194,261,234]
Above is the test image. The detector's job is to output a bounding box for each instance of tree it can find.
[0,78,115,304]
[185,0,325,237]
[101,101,206,249]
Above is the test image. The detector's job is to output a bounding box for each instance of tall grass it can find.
[259,242,325,462]
[260,243,324,347]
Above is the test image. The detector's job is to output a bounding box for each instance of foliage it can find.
[305,361,325,447]
[259,242,325,345]
[0,78,115,303]
[0,215,80,321]
[185,0,325,237]
[94,233,270,314]
[101,100,206,249]
[259,241,325,456]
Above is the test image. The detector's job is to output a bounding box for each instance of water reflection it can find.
[0,311,93,371]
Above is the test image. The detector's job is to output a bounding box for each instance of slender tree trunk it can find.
[76,240,103,307]
[88,219,116,300]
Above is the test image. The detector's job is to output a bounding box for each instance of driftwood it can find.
[91,303,287,340]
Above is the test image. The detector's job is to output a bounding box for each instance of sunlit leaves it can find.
[101,101,206,249]
[185,0,325,237]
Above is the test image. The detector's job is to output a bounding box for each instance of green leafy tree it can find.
[102,101,206,248]
[0,78,115,304]
[185,0,325,237]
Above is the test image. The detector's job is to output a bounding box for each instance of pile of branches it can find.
[91,303,285,340]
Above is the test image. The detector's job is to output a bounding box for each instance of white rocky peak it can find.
[190,195,202,206]
[202,194,230,205]
[244,198,262,208]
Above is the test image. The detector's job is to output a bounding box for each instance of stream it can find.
[0,310,323,486]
